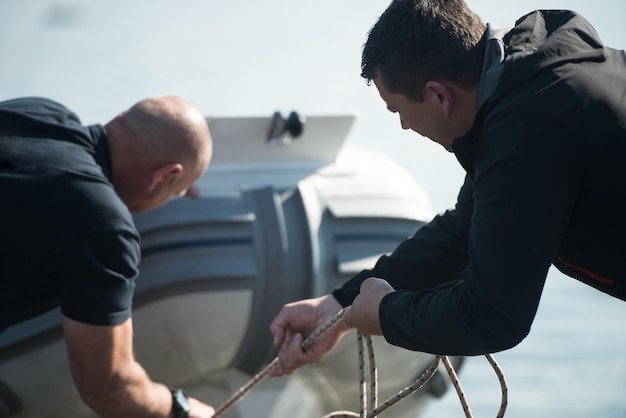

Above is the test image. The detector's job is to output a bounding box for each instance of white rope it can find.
[212,308,350,417]
[212,308,508,417]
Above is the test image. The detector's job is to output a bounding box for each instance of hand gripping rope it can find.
[213,307,508,418]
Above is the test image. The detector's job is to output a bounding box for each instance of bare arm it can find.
[63,315,214,418]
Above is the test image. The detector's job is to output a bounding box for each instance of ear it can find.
[424,81,453,116]
[147,163,183,191]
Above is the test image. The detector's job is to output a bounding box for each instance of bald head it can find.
[121,96,211,170]
[106,96,212,213]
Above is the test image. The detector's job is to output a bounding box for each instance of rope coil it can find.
[213,307,508,417]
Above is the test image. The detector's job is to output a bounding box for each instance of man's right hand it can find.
[269,294,353,376]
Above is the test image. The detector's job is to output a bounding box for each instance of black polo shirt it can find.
[0,97,140,329]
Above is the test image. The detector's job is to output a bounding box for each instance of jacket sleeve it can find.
[332,176,474,307]
[378,79,584,355]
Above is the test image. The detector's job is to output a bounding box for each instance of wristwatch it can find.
[169,387,191,418]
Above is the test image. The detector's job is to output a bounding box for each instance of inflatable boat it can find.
[0,111,462,417]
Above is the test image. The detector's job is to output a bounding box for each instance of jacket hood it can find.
[499,10,606,93]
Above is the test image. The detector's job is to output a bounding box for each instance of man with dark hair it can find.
[0,96,215,417]
[270,0,626,376]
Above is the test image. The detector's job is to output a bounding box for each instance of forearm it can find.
[333,178,473,307]
[91,362,171,418]
[332,211,469,307]
[71,354,171,418]
[80,360,214,418]
[63,317,174,418]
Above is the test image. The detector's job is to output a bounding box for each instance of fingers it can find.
[269,295,350,377]
[188,397,215,418]
[269,303,313,376]
[277,332,305,375]
[361,277,394,293]
[269,309,289,348]
[343,277,394,335]
[268,362,286,377]
[275,330,328,375]
[270,297,322,348]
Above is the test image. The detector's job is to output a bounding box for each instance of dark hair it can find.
[361,0,486,101]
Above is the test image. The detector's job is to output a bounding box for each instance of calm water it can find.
[1,1,625,416]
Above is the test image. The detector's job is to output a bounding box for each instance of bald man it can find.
[0,97,214,417]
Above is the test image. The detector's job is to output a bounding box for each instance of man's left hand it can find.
[344,277,395,335]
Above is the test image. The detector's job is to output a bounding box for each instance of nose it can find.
[399,115,410,130]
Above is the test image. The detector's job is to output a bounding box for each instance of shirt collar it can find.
[476,23,510,109]
[88,124,113,182]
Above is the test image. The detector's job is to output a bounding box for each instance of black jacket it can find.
[333,10,626,355]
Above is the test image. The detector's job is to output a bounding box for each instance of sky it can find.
[2,0,624,209]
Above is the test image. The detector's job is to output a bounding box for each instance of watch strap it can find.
[169,387,190,418]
